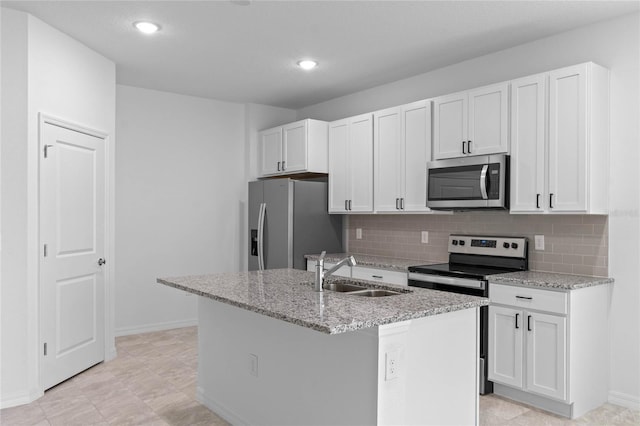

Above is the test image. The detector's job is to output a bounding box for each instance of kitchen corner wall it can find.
[347,213,608,276]
[115,85,245,336]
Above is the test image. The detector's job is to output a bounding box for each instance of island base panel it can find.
[197,297,479,425]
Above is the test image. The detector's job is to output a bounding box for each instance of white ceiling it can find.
[2,1,638,109]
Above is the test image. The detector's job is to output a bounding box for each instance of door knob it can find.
[98,258,106,266]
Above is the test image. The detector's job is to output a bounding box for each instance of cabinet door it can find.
[348,114,374,212]
[260,127,283,176]
[374,108,402,212]
[548,64,588,212]
[283,120,307,173]
[328,120,349,213]
[468,83,509,156]
[526,312,567,401]
[488,305,523,389]
[510,75,546,212]
[433,92,467,159]
[402,100,431,212]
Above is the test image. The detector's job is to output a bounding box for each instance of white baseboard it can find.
[609,390,640,410]
[114,318,198,337]
[0,388,43,410]
[197,386,249,426]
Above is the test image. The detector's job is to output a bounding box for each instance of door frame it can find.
[37,113,115,393]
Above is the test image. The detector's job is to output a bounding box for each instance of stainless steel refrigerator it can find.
[248,179,343,271]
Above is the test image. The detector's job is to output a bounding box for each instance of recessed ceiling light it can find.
[297,60,318,70]
[134,21,160,34]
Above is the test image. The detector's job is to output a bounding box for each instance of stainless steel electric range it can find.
[407,234,529,394]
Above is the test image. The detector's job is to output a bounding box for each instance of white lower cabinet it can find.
[488,282,609,419]
[489,305,566,400]
[351,266,407,286]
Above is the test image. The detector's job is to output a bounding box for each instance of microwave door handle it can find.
[480,165,489,200]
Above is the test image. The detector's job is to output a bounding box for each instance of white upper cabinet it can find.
[433,82,509,159]
[260,127,283,175]
[328,114,373,213]
[510,74,546,212]
[374,100,432,212]
[258,119,328,177]
[510,62,609,214]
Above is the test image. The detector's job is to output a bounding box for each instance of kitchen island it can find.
[158,269,488,425]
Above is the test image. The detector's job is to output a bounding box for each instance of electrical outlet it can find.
[356,228,362,240]
[249,354,258,377]
[421,231,429,244]
[385,349,400,381]
[534,235,545,251]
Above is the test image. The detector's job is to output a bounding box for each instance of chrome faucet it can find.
[314,251,357,292]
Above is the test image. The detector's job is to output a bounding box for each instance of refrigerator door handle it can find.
[257,202,266,270]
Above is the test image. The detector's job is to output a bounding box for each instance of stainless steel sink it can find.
[348,289,403,297]
[323,281,367,292]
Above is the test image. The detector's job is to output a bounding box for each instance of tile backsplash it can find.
[347,212,608,277]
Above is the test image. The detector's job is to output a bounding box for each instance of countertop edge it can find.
[158,276,488,335]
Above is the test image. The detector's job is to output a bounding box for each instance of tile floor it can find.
[1,326,638,425]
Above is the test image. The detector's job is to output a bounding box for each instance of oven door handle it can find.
[480,165,489,200]
[408,273,486,290]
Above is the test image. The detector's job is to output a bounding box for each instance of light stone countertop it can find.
[157,268,487,335]
[491,271,614,290]
[304,253,439,272]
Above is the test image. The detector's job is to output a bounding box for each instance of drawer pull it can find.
[527,315,532,331]
[515,313,519,329]
[371,275,383,279]
[516,295,533,300]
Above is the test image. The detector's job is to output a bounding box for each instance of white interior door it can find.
[40,122,105,390]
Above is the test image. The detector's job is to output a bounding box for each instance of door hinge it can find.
[44,342,48,356]
[44,144,54,158]
[44,244,48,257]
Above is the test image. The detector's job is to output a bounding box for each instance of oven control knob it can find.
[503,242,510,249]
[452,240,458,246]
[511,243,518,249]
[459,240,465,246]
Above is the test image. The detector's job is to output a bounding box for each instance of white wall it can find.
[115,85,246,335]
[298,13,640,408]
[1,9,116,408]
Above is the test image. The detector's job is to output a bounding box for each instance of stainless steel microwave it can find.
[427,154,509,210]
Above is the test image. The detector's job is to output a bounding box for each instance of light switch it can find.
[534,235,545,251]
[356,228,362,239]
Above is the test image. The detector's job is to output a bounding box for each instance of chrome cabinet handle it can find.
[345,200,348,211]
[549,193,554,209]
[527,315,532,331]
[396,198,400,210]
[462,141,467,154]
[282,161,286,170]
[400,198,404,210]
[277,161,281,171]
[468,140,472,154]
[516,295,533,300]
[536,194,540,209]
[98,258,106,266]
[515,313,520,329]
[348,200,352,210]
[371,275,383,279]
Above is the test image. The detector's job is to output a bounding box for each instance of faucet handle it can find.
[319,251,326,260]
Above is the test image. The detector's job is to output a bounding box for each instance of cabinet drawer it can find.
[490,283,567,315]
[352,266,407,286]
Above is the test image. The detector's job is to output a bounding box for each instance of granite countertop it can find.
[157,269,487,335]
[304,253,438,272]
[491,271,614,290]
